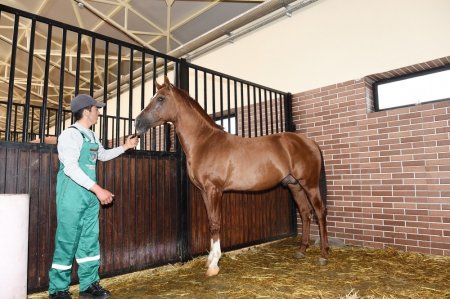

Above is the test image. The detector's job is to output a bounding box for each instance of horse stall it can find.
[1,4,449,299]
[0,4,296,295]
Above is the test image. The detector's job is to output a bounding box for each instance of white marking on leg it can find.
[206,238,214,267]
[206,239,221,276]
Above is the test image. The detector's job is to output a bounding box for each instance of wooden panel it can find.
[189,184,295,256]
[0,142,296,292]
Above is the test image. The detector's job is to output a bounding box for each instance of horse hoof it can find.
[206,266,220,277]
[294,252,305,259]
[318,257,328,266]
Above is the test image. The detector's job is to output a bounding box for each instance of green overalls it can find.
[49,127,101,293]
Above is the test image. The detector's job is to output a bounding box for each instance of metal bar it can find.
[128,49,134,135]
[90,37,96,96]
[203,72,207,113]
[233,79,237,135]
[75,32,82,95]
[279,93,284,132]
[284,92,293,132]
[227,78,231,133]
[115,45,121,147]
[5,13,19,142]
[102,41,109,147]
[212,74,216,120]
[253,86,257,137]
[219,76,223,127]
[139,51,145,149]
[151,55,157,151]
[194,69,198,101]
[178,58,189,262]
[264,89,269,135]
[23,18,36,143]
[247,84,251,138]
[273,91,279,133]
[39,24,52,142]
[258,87,263,136]
[240,81,244,137]
[56,28,67,137]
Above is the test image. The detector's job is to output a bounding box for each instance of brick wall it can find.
[292,56,450,256]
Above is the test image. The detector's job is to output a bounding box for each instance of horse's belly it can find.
[225,170,283,192]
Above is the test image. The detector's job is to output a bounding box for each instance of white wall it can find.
[191,0,450,93]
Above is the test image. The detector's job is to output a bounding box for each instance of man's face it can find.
[86,106,101,126]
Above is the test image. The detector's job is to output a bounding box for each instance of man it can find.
[48,94,139,299]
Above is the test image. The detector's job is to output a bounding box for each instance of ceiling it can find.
[1,0,272,55]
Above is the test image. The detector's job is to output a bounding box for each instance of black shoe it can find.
[49,290,72,299]
[79,282,111,299]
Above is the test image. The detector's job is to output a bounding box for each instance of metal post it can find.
[177,58,189,262]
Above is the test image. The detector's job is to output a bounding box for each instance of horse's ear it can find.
[155,78,163,90]
[164,76,171,88]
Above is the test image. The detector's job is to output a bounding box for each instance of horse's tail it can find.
[318,146,327,207]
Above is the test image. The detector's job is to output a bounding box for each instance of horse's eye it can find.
[157,96,165,102]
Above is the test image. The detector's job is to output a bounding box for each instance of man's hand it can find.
[90,184,114,205]
[123,134,139,150]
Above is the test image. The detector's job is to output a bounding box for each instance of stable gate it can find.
[0,4,296,292]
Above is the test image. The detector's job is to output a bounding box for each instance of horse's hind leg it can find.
[288,183,312,258]
[303,186,329,265]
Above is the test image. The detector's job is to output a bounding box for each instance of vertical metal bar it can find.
[178,58,189,262]
[273,91,279,133]
[151,55,157,151]
[240,81,244,137]
[56,28,67,137]
[13,106,18,141]
[212,74,216,120]
[219,76,223,127]
[264,89,269,135]
[139,51,145,149]
[253,86,257,137]
[5,13,19,142]
[39,24,52,142]
[163,58,170,151]
[203,72,207,113]
[115,45,121,147]
[247,84,251,138]
[75,32,82,95]
[227,78,231,133]
[102,41,109,147]
[23,18,36,143]
[258,87,263,136]
[233,80,238,136]
[284,92,294,132]
[90,37,96,96]
[279,93,284,132]
[194,69,198,101]
[128,49,134,135]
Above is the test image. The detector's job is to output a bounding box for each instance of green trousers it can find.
[49,127,101,293]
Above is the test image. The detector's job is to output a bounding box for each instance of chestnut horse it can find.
[135,76,329,276]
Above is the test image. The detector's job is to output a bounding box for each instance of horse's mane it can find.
[174,85,224,131]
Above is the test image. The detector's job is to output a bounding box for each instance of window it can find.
[373,66,450,111]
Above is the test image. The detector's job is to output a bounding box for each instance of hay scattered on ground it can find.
[29,237,450,298]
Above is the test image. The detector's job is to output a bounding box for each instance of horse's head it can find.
[135,76,178,135]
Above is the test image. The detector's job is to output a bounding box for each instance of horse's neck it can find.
[173,101,220,158]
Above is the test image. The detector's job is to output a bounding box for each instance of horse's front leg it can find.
[201,185,223,276]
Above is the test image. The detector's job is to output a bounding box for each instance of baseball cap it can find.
[70,94,106,113]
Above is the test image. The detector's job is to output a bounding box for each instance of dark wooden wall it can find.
[0,142,296,292]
